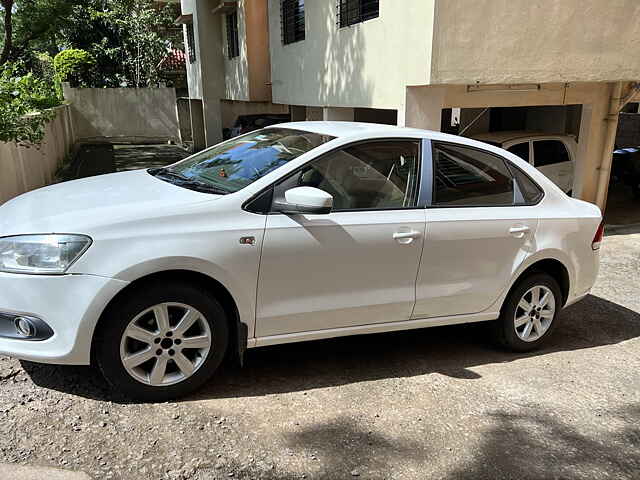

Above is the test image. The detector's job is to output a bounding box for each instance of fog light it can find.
[14,317,35,337]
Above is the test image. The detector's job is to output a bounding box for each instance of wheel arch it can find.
[503,257,571,312]
[90,269,245,366]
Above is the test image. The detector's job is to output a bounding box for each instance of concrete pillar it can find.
[322,107,355,121]
[193,0,225,146]
[571,87,611,202]
[189,99,206,152]
[290,105,306,121]
[306,107,323,121]
[403,86,447,131]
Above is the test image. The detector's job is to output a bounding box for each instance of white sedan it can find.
[0,122,603,401]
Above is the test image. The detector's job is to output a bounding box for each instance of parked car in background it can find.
[223,113,291,140]
[612,146,640,198]
[472,131,576,195]
[0,122,602,401]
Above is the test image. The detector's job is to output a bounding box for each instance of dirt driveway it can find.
[0,232,638,480]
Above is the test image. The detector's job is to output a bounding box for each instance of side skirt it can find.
[247,312,499,348]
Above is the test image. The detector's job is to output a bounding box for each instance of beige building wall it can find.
[223,1,250,101]
[223,0,272,102]
[0,106,75,205]
[267,0,435,110]
[181,0,226,146]
[431,0,640,85]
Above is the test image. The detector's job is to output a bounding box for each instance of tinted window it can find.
[275,141,420,211]
[433,143,514,206]
[511,166,544,204]
[533,140,570,167]
[507,142,530,162]
[167,129,333,193]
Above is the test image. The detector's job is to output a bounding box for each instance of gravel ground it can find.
[0,232,639,479]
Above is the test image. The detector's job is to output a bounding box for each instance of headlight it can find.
[0,234,92,274]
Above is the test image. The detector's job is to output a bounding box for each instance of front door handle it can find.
[393,230,422,244]
[509,225,530,238]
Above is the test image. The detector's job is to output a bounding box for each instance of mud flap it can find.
[237,320,248,367]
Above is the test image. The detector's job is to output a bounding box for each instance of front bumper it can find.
[0,272,128,365]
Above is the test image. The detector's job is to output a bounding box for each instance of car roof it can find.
[471,130,568,144]
[271,121,429,139]
[268,121,527,154]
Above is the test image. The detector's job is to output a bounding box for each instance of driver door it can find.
[255,140,426,338]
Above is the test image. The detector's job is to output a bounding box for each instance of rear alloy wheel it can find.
[96,282,228,401]
[492,273,561,352]
[513,285,555,342]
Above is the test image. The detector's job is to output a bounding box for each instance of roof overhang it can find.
[212,1,237,15]
[174,14,193,25]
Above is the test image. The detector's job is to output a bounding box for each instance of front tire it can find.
[95,281,229,402]
[492,273,562,352]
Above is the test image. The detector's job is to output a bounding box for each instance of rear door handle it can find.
[393,230,422,244]
[509,225,530,238]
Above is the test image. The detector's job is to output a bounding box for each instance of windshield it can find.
[156,128,334,194]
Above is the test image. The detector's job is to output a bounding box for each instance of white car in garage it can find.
[0,122,602,400]
[472,131,577,194]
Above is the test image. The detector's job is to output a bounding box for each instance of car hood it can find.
[0,169,219,236]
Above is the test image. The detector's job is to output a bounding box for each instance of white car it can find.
[472,131,577,194]
[0,122,602,401]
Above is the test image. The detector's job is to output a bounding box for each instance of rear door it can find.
[414,141,542,319]
[531,138,574,193]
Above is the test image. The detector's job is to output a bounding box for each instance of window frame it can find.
[226,11,240,59]
[337,0,380,28]
[243,137,428,214]
[281,0,306,45]
[428,140,544,209]
[531,138,573,168]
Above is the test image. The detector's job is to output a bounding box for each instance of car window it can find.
[165,128,334,193]
[533,140,570,167]
[510,166,544,204]
[433,143,514,206]
[274,140,420,211]
[507,142,530,162]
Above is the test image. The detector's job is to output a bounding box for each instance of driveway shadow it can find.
[20,294,640,403]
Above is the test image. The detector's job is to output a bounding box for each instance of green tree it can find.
[53,48,95,88]
[0,62,60,145]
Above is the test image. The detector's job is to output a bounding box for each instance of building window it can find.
[226,11,240,59]
[185,23,196,63]
[281,0,305,45]
[337,0,379,28]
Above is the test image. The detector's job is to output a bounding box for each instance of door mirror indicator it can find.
[273,187,333,215]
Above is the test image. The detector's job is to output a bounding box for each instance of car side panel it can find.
[415,206,539,318]
[69,199,268,340]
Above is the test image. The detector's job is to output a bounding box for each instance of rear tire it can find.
[95,281,228,402]
[492,273,562,352]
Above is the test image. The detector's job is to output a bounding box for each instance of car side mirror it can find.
[273,187,333,214]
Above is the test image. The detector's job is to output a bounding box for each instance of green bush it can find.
[0,63,62,145]
[53,49,95,90]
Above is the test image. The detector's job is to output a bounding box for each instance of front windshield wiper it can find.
[148,167,229,195]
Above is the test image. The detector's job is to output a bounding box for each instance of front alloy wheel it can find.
[120,303,212,387]
[96,281,228,401]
